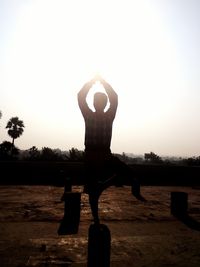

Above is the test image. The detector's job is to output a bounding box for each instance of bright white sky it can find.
[0,0,199,157]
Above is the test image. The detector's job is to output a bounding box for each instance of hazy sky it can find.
[0,0,199,157]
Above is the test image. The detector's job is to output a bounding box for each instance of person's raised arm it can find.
[100,78,118,117]
[78,79,95,117]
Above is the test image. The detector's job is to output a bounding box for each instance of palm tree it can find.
[6,117,25,147]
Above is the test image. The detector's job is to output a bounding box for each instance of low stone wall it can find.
[0,161,200,186]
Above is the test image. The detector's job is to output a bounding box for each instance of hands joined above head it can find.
[89,74,106,86]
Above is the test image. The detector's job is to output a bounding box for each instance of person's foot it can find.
[131,183,147,202]
[133,193,147,202]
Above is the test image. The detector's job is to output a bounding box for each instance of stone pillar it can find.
[87,223,111,267]
[61,177,72,201]
[58,192,81,235]
[64,177,72,192]
[131,179,140,196]
[171,191,188,218]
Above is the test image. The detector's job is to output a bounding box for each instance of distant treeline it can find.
[1,141,200,167]
[1,111,200,167]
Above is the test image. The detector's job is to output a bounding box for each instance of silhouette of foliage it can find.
[40,147,56,161]
[40,147,64,161]
[28,146,40,161]
[52,148,67,161]
[114,153,144,164]
[0,110,2,119]
[182,157,200,166]
[0,141,19,160]
[144,152,163,164]
[68,147,84,161]
[6,117,25,147]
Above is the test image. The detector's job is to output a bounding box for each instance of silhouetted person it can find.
[78,76,145,223]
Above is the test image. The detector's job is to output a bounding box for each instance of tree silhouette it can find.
[144,152,162,164]
[68,147,84,161]
[28,146,40,160]
[40,147,58,161]
[0,110,2,119]
[0,141,19,160]
[6,117,25,148]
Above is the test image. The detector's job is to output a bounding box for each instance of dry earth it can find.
[0,185,200,267]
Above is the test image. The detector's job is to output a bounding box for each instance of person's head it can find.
[93,92,108,112]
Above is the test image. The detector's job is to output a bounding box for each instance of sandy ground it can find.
[0,185,200,267]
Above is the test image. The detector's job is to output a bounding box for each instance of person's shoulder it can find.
[84,109,95,119]
[105,109,115,120]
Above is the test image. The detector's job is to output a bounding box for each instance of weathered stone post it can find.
[171,191,188,218]
[58,192,81,235]
[87,223,111,267]
[131,179,140,196]
[61,177,72,201]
